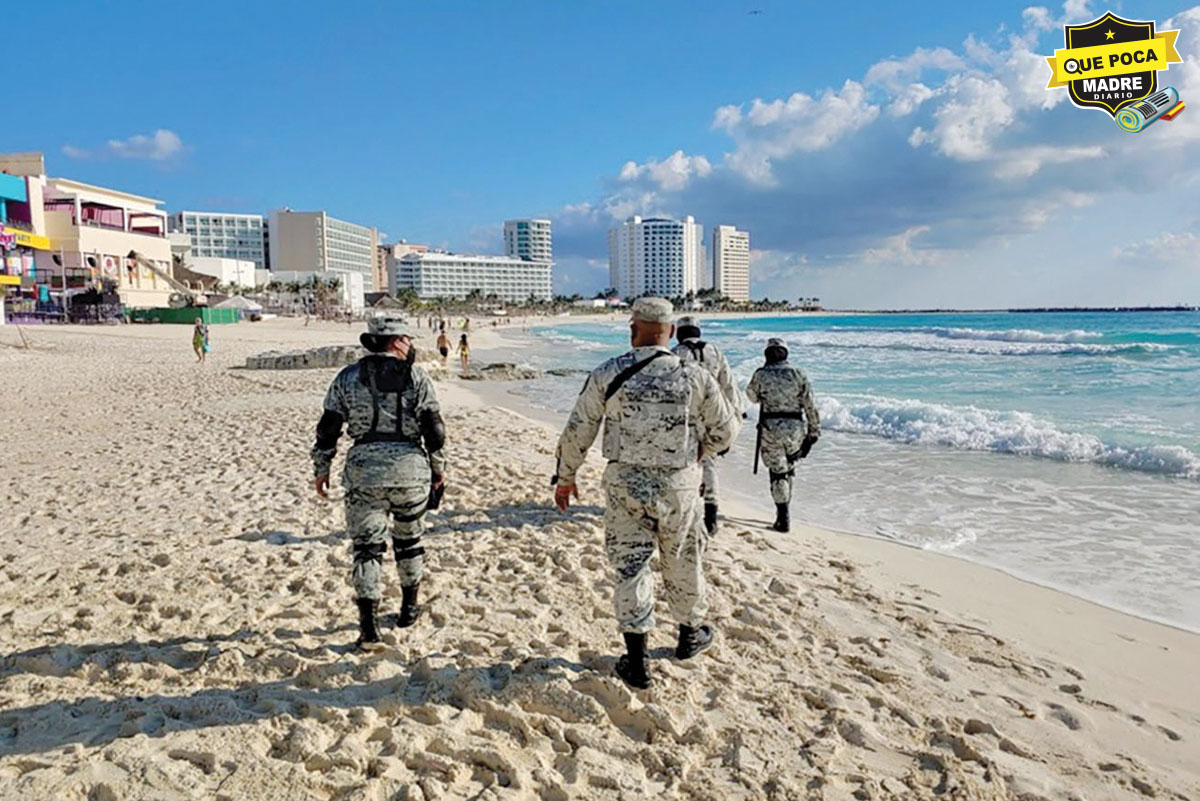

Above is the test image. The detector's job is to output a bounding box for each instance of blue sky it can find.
[7,0,1200,307]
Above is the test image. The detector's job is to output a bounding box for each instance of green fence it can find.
[128,307,241,324]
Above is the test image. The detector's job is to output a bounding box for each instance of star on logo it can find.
[1104,29,1115,40]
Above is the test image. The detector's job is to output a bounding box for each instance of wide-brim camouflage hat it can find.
[366,314,411,337]
[766,337,788,351]
[632,297,673,323]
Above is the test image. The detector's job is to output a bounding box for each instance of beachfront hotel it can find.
[608,215,703,299]
[267,209,379,291]
[0,151,175,314]
[392,251,552,303]
[712,224,750,303]
[168,211,267,271]
[503,219,553,263]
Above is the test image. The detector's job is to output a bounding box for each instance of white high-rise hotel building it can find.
[267,209,379,290]
[712,224,750,302]
[503,218,552,263]
[607,215,703,299]
[390,219,554,303]
[169,211,267,271]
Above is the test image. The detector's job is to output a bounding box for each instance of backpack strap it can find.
[605,351,671,402]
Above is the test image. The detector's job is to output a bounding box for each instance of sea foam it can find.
[819,395,1200,480]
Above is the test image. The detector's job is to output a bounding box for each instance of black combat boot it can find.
[615,632,651,689]
[704,503,718,535]
[675,623,715,660]
[397,584,423,628]
[355,598,385,652]
[772,502,790,533]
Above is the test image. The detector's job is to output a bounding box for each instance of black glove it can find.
[428,476,446,510]
[798,434,818,460]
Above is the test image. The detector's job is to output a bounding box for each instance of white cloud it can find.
[861,225,957,266]
[619,150,712,191]
[714,81,879,185]
[864,47,965,90]
[888,82,938,117]
[62,129,186,161]
[1022,6,1055,31]
[912,75,1015,161]
[1113,231,1200,263]
[993,144,1104,178]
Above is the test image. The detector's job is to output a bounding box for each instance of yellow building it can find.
[0,152,175,310]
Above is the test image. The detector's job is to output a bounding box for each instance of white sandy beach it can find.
[0,318,1196,801]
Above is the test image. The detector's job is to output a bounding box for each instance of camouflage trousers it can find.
[345,485,428,600]
[602,464,708,634]
[699,454,718,504]
[761,427,806,504]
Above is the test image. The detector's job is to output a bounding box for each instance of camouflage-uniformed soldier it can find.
[745,337,820,533]
[554,298,740,689]
[672,315,745,534]
[312,315,447,651]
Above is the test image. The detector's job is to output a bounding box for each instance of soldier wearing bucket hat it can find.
[553,297,740,689]
[672,314,746,534]
[312,313,447,651]
[746,337,820,532]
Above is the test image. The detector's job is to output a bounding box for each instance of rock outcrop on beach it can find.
[425,362,543,382]
[0,320,1195,801]
[245,345,363,370]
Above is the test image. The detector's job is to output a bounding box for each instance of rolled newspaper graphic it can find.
[1116,86,1180,132]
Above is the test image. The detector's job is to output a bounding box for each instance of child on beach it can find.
[192,318,209,363]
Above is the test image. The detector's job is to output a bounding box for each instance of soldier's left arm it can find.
[796,369,821,438]
[313,373,348,478]
[412,367,448,477]
[696,369,741,456]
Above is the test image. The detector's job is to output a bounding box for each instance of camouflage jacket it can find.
[672,337,746,415]
[745,361,821,438]
[555,345,740,486]
[313,355,446,487]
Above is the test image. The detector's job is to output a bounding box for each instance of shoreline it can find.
[466,320,1200,637]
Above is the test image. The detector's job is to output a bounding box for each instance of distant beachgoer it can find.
[745,338,820,533]
[192,318,208,363]
[437,331,450,365]
[458,333,471,370]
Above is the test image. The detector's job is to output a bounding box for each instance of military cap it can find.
[632,297,674,323]
[366,314,411,337]
[766,337,788,351]
[676,314,700,329]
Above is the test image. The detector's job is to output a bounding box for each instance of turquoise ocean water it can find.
[505,311,1200,631]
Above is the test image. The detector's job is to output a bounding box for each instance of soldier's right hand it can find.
[314,475,331,500]
[554,483,579,512]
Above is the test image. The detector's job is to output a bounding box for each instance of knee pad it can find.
[353,541,387,564]
[768,469,794,482]
[392,536,425,563]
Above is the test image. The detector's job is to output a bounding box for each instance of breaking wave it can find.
[819,395,1200,480]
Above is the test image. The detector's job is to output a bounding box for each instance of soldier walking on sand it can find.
[554,298,740,689]
[745,337,820,533]
[672,315,745,534]
[312,315,447,651]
